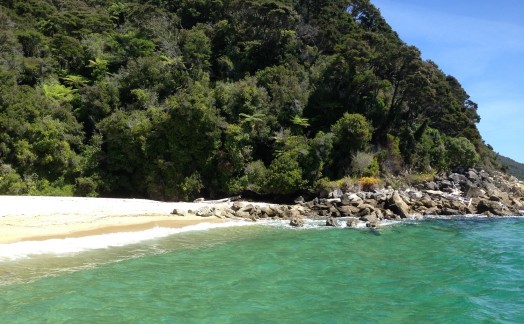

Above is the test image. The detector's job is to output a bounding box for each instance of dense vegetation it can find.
[499,155,524,180]
[0,0,501,200]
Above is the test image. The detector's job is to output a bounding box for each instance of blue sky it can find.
[372,0,524,163]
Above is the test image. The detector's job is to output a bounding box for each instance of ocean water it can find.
[1,217,524,323]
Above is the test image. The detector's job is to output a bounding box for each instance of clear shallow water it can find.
[1,218,524,323]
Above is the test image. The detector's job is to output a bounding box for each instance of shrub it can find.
[265,154,304,195]
[180,173,204,200]
[351,151,373,177]
[358,177,381,191]
[445,136,479,169]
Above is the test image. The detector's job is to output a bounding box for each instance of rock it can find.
[512,199,523,209]
[360,211,378,223]
[326,217,339,227]
[193,198,205,202]
[289,215,304,227]
[294,196,305,204]
[271,205,286,217]
[346,217,360,228]
[235,211,251,218]
[423,207,440,216]
[223,210,237,219]
[476,199,511,216]
[442,208,461,216]
[479,170,490,180]
[358,208,371,218]
[171,209,184,216]
[366,221,379,228]
[389,191,410,218]
[450,200,466,212]
[232,202,243,211]
[466,170,479,182]
[340,194,351,206]
[421,196,436,208]
[240,204,254,213]
[329,206,340,217]
[440,180,453,189]
[196,207,214,217]
[337,205,359,216]
[261,206,275,218]
[287,208,302,219]
[329,188,344,198]
[449,173,468,186]
[374,208,384,220]
[425,181,439,191]
[346,194,363,206]
[466,187,486,198]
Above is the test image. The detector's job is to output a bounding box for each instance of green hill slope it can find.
[498,155,524,180]
[0,0,501,199]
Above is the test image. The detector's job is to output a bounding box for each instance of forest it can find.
[0,0,501,200]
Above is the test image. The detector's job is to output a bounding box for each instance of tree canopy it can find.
[0,0,501,199]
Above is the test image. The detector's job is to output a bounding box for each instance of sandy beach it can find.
[0,196,226,244]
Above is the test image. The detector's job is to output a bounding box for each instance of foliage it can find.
[445,136,480,169]
[498,155,524,180]
[0,0,502,200]
[358,177,381,192]
[330,113,372,177]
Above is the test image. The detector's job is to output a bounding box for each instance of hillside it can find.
[0,0,501,200]
[498,155,524,180]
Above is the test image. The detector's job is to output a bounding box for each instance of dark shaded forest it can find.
[0,0,501,200]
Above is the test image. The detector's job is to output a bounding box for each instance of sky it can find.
[372,0,524,163]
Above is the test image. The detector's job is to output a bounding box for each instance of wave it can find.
[0,221,254,262]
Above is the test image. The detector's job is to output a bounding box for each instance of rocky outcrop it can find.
[187,169,524,227]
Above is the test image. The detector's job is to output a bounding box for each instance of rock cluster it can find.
[416,168,524,216]
[179,169,524,227]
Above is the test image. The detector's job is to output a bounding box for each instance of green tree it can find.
[445,136,480,169]
[330,113,372,176]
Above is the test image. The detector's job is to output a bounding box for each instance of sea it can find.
[1,216,524,323]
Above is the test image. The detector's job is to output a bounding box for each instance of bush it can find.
[351,151,373,176]
[445,136,479,169]
[75,176,99,197]
[265,154,304,195]
[358,177,381,191]
[180,173,204,201]
[330,113,372,177]
[0,164,28,195]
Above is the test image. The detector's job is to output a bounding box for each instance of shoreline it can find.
[1,168,523,244]
[0,196,226,244]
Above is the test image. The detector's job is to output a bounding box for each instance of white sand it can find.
[0,196,228,243]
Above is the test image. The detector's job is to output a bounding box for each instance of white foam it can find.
[258,218,401,229]
[0,221,253,262]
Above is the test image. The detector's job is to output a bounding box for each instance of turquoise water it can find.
[1,218,524,323]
